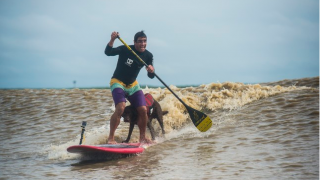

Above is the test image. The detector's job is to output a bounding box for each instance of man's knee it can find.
[136,106,147,115]
[114,102,126,116]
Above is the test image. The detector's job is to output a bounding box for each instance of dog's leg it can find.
[123,122,135,143]
[157,115,166,136]
[147,120,156,140]
[151,100,167,138]
[157,111,168,136]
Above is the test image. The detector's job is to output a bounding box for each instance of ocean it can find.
[0,76,318,180]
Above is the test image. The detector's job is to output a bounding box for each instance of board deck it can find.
[67,143,145,155]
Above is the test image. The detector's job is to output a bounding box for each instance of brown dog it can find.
[122,93,168,143]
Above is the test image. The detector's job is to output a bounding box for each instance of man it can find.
[105,31,155,144]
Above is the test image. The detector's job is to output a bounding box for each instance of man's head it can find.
[134,31,147,53]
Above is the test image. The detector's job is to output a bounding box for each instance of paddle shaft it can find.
[117,36,189,108]
[117,36,213,132]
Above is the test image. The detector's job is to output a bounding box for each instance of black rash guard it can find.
[105,45,155,85]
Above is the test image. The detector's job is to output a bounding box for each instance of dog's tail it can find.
[162,111,169,116]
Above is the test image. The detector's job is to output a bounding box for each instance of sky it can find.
[0,0,319,89]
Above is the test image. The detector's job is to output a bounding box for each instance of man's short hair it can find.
[134,31,147,42]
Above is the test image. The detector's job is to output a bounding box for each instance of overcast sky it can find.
[0,0,318,88]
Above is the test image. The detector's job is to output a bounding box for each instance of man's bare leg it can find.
[108,102,126,144]
[136,106,152,144]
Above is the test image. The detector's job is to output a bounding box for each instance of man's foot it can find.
[107,139,118,144]
[140,138,153,144]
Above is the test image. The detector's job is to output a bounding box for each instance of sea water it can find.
[0,77,318,179]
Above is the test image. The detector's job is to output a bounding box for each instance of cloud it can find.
[0,0,318,88]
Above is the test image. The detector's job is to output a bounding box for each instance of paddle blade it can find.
[186,106,213,132]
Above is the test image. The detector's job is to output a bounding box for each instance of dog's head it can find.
[121,106,137,123]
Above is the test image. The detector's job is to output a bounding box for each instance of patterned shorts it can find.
[110,78,146,107]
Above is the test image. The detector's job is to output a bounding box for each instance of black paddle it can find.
[117,36,212,132]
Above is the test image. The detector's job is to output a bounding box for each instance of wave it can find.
[142,77,317,133]
[45,76,318,160]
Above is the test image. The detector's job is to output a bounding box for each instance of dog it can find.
[121,93,168,143]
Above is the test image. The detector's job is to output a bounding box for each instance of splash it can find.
[46,125,109,160]
[143,82,310,133]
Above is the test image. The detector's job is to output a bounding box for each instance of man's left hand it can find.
[146,65,155,73]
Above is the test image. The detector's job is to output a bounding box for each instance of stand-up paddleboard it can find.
[67,143,149,160]
[67,143,145,155]
[67,121,148,160]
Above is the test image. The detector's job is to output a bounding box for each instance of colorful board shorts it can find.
[110,78,146,108]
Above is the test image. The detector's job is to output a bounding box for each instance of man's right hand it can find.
[111,31,119,40]
[109,31,119,46]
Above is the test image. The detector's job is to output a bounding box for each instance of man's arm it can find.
[146,65,154,73]
[105,31,120,56]
[146,53,155,79]
[147,66,155,79]
[108,31,118,47]
[146,58,155,79]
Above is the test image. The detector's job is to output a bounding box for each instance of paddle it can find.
[117,36,212,132]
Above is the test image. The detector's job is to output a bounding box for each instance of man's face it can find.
[134,37,147,53]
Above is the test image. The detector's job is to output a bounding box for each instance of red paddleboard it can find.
[67,143,145,155]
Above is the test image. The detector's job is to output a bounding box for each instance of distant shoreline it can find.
[0,76,318,90]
